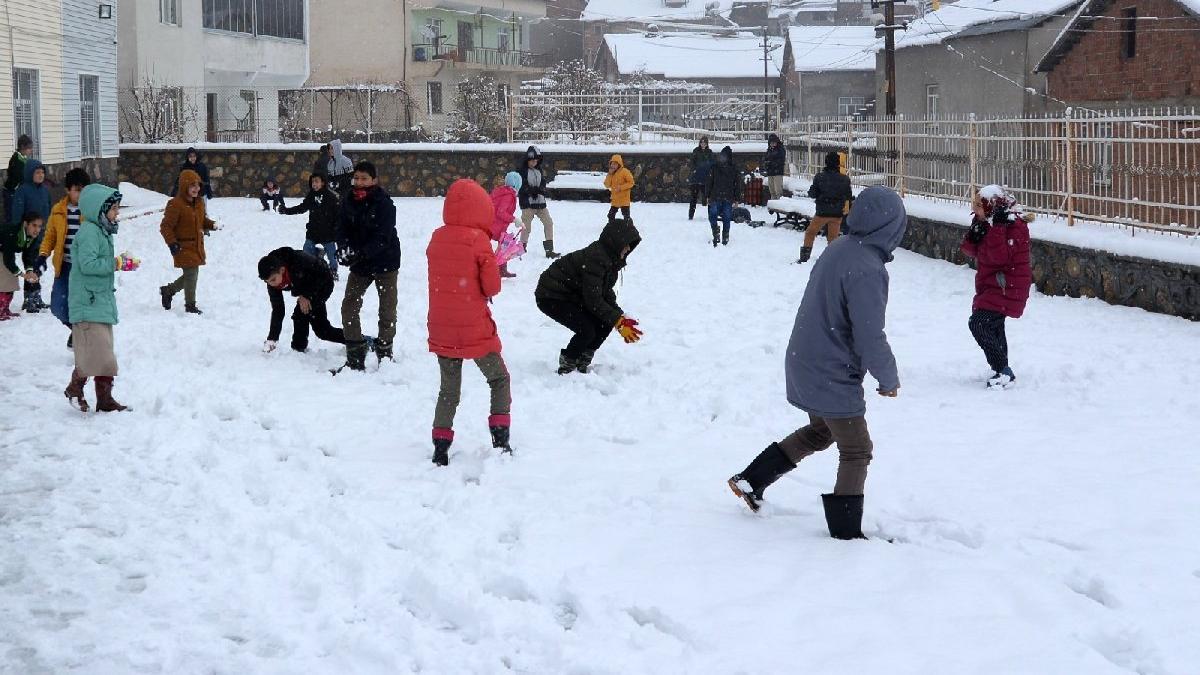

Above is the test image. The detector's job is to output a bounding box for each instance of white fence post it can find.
[897,114,906,197]
[638,90,644,144]
[1064,107,1075,227]
[968,112,978,199]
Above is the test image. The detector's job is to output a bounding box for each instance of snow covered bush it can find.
[442,75,509,143]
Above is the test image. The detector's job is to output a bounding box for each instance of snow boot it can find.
[94,376,128,413]
[798,246,813,264]
[374,339,393,362]
[0,292,18,320]
[64,370,90,412]
[557,350,578,375]
[543,241,561,259]
[432,428,453,466]
[727,443,796,513]
[576,350,596,374]
[159,285,173,310]
[710,223,720,247]
[185,304,203,315]
[987,367,1016,390]
[821,493,867,540]
[722,222,731,246]
[688,204,696,220]
[22,293,41,313]
[489,415,513,455]
[343,340,369,372]
[500,264,516,279]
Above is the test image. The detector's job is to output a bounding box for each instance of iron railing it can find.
[412,43,552,69]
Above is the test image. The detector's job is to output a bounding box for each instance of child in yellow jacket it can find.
[604,155,635,221]
[37,168,91,338]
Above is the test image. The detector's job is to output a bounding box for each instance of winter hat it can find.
[443,178,494,233]
[824,152,841,170]
[258,253,283,280]
[98,190,123,234]
[526,145,542,159]
[504,171,522,190]
[977,184,1017,218]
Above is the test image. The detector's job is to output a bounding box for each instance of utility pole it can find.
[762,25,770,133]
[874,0,899,117]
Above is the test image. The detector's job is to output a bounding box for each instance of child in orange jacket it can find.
[604,154,635,221]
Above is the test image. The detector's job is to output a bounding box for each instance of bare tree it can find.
[119,79,200,143]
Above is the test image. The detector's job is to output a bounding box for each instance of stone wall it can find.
[118,146,767,203]
[904,215,1200,320]
[1,157,120,205]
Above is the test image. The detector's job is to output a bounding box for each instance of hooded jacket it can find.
[960,207,1032,319]
[338,184,400,276]
[160,170,217,268]
[762,134,786,177]
[706,147,743,203]
[38,197,77,277]
[517,146,548,210]
[535,218,641,327]
[490,185,517,242]
[0,220,38,276]
[264,246,336,342]
[10,159,50,226]
[785,186,905,419]
[689,141,715,185]
[282,179,341,243]
[325,140,355,192]
[172,148,212,199]
[603,155,635,208]
[426,179,503,359]
[808,166,854,217]
[68,184,121,325]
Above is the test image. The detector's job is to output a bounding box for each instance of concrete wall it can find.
[794,70,874,119]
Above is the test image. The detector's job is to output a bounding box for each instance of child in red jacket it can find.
[426,179,512,466]
[489,171,522,279]
[960,185,1032,389]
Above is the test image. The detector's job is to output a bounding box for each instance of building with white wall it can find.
[119,0,309,143]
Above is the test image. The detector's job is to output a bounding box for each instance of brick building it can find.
[1035,0,1200,108]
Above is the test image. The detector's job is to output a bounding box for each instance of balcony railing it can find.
[412,43,550,69]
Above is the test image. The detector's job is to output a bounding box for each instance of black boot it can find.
[557,350,578,375]
[727,443,796,513]
[543,241,561,259]
[432,437,451,466]
[821,493,867,540]
[159,285,173,310]
[374,339,393,361]
[185,304,203,315]
[489,424,512,454]
[688,204,696,220]
[722,223,731,246]
[343,340,369,372]
[799,246,812,264]
[710,224,720,247]
[576,350,596,374]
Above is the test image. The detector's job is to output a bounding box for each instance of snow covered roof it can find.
[581,0,734,23]
[601,32,785,79]
[771,0,837,17]
[1035,0,1200,72]
[788,26,879,72]
[896,0,1083,50]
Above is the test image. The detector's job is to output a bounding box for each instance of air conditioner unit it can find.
[664,0,688,7]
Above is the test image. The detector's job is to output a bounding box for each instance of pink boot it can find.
[0,292,19,320]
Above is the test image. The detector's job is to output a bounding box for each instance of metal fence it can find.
[512,90,781,145]
[785,109,1200,235]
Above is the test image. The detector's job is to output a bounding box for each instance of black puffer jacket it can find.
[535,218,641,327]
[808,167,854,217]
[762,134,786,176]
[172,148,213,199]
[283,185,340,243]
[337,185,401,276]
[265,246,335,341]
[707,147,743,203]
[518,145,549,210]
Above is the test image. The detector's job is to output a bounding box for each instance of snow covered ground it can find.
[2,191,1199,674]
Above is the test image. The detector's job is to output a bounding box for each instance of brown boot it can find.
[64,370,90,412]
[94,376,128,412]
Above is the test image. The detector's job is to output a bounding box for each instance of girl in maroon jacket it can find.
[961,185,1032,389]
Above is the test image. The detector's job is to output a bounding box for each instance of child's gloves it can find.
[34,255,48,273]
[168,242,182,255]
[615,316,643,344]
[337,246,358,266]
[966,219,989,244]
[263,340,277,353]
[115,252,140,272]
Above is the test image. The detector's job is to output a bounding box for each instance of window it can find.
[160,0,179,25]
[1121,8,1136,59]
[202,0,304,40]
[235,90,257,132]
[79,76,100,158]
[838,96,865,117]
[427,81,443,115]
[497,28,511,52]
[926,84,940,117]
[12,69,40,149]
[458,20,474,52]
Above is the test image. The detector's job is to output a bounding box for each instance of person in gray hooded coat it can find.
[727,186,905,540]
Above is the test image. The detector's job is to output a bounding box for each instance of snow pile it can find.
[602,32,785,80]
[789,26,880,72]
[3,195,1200,672]
[897,0,1082,49]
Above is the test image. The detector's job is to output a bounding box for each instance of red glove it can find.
[615,316,642,344]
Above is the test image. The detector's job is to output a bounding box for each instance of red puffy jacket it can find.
[427,179,503,359]
[961,215,1032,318]
[490,185,517,242]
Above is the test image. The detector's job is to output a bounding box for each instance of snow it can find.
[897,0,1083,49]
[581,0,733,22]
[601,32,785,80]
[546,171,609,191]
[4,190,1200,673]
[789,26,880,72]
[119,141,771,155]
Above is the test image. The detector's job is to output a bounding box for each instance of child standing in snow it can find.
[260,179,286,212]
[65,184,136,412]
[803,152,852,263]
[534,217,643,375]
[727,186,905,540]
[10,158,51,311]
[159,169,219,315]
[604,155,635,221]
[0,212,44,320]
[258,247,346,353]
[490,172,521,279]
[426,179,513,466]
[961,185,1032,389]
[517,146,560,259]
[281,173,340,280]
[37,168,91,343]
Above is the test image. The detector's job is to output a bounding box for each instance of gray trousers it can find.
[165,267,200,305]
[779,414,874,495]
[341,270,398,343]
[434,353,511,429]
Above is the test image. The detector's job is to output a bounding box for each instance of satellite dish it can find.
[227,95,252,120]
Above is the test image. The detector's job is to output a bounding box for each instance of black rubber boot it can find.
[432,437,451,466]
[543,241,561,259]
[799,246,813,264]
[344,341,369,372]
[557,350,578,375]
[576,350,596,374]
[722,222,731,245]
[489,425,512,454]
[159,285,173,310]
[375,339,393,361]
[688,204,696,220]
[727,443,796,513]
[185,304,203,315]
[822,493,867,540]
[710,224,720,247]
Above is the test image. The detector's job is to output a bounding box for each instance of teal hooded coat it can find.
[68,184,121,325]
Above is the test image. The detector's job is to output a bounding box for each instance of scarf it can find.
[352,187,370,202]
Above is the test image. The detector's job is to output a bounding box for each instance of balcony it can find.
[412,43,551,69]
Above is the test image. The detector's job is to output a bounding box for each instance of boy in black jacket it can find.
[3,135,32,221]
[706,146,743,247]
[282,173,341,279]
[258,247,346,353]
[802,152,853,263]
